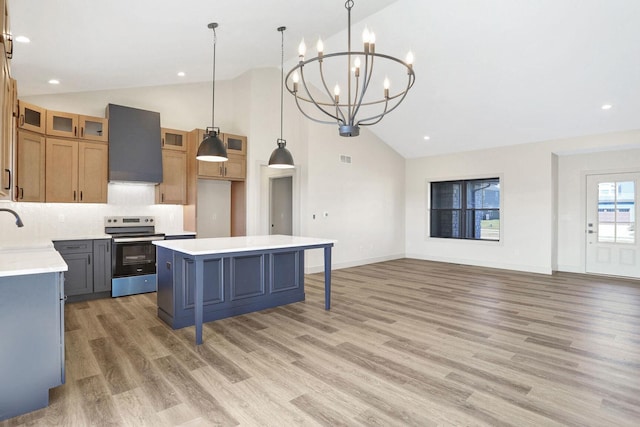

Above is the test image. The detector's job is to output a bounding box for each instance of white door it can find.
[270,176,293,235]
[586,173,639,278]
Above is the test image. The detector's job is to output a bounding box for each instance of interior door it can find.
[586,173,639,278]
[270,176,292,235]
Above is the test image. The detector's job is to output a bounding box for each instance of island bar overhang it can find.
[153,235,335,345]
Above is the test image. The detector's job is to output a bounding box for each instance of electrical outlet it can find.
[323,212,329,218]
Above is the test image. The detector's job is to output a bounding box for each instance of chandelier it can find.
[285,0,415,137]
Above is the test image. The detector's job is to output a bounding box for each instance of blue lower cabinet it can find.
[0,272,64,421]
[156,247,304,329]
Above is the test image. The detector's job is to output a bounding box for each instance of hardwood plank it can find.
[3,258,640,426]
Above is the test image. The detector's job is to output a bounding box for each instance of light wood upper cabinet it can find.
[79,115,108,142]
[156,149,186,204]
[198,154,245,180]
[161,128,187,152]
[78,141,108,203]
[1,0,12,61]
[46,110,79,138]
[45,138,107,203]
[191,129,247,181]
[46,111,108,142]
[16,130,45,202]
[18,100,45,134]
[224,133,246,155]
[0,45,12,200]
[45,138,78,202]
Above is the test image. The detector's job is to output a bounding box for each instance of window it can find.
[597,181,635,244]
[430,178,500,241]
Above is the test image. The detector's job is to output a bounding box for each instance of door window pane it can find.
[598,181,635,244]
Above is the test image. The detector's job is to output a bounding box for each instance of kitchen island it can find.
[0,244,68,421]
[153,235,335,344]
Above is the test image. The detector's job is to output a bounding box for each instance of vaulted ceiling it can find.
[8,0,640,158]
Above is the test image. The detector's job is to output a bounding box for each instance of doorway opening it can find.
[270,176,293,235]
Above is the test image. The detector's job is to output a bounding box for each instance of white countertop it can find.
[51,234,112,241]
[0,245,68,278]
[153,235,336,256]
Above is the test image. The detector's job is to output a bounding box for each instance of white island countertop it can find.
[0,243,68,278]
[153,235,336,256]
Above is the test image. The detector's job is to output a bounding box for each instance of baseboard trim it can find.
[305,253,405,274]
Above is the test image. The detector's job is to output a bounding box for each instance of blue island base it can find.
[156,246,306,329]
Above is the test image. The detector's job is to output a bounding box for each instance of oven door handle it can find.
[112,236,164,243]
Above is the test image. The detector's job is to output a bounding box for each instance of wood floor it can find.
[2,258,640,426]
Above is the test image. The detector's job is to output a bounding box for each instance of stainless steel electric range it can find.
[104,216,165,297]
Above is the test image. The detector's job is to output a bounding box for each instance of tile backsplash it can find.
[0,183,185,245]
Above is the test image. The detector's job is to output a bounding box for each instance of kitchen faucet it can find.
[0,208,24,227]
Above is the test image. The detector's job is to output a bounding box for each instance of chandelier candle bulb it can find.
[354,57,361,77]
[317,38,324,57]
[298,39,306,59]
[292,71,299,92]
[334,84,340,103]
[384,77,390,98]
[406,51,414,68]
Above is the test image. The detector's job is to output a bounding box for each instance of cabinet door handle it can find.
[161,138,165,147]
[19,114,24,126]
[80,127,84,138]
[219,166,222,176]
[161,193,165,202]
[20,187,24,199]
[74,126,77,136]
[224,167,227,176]
[88,254,91,265]
[73,190,77,201]
[3,169,10,190]
[80,191,83,201]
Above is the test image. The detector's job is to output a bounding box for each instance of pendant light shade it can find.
[196,127,227,162]
[197,22,228,162]
[268,26,295,169]
[268,139,294,169]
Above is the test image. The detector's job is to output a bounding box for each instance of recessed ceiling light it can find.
[601,104,612,110]
[48,79,60,85]
[15,35,30,43]
[423,135,430,141]
[177,71,186,77]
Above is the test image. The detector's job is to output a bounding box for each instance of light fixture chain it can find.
[280,27,284,141]
[346,0,353,123]
[211,24,217,128]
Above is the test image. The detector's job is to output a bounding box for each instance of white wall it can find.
[304,122,406,270]
[406,142,554,274]
[405,129,640,274]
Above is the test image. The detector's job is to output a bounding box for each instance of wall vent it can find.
[339,154,352,164]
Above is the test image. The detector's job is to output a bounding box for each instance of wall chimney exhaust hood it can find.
[107,104,163,184]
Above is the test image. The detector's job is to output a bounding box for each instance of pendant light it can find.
[268,26,295,169]
[197,22,228,162]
